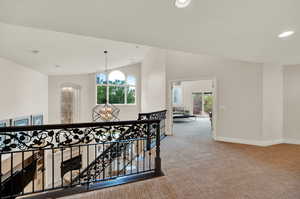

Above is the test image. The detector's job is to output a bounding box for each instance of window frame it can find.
[96,71,137,106]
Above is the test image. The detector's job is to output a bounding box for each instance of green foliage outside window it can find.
[109,86,125,104]
[109,80,126,85]
[204,95,213,113]
[96,72,136,105]
[97,86,107,104]
[127,87,136,104]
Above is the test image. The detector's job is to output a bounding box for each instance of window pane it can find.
[109,86,125,104]
[96,73,107,84]
[109,70,126,85]
[172,86,182,106]
[127,75,136,86]
[204,93,213,113]
[127,86,136,104]
[97,85,107,104]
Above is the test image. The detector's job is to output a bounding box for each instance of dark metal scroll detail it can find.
[73,122,158,182]
[138,110,167,141]
[0,120,162,199]
[0,122,157,152]
[76,111,167,182]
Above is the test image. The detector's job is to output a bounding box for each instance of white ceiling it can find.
[0,0,299,65]
[0,22,149,75]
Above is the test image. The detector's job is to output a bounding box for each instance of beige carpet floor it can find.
[60,118,300,199]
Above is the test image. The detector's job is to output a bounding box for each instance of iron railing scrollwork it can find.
[0,120,162,199]
[0,121,158,152]
[138,110,167,149]
[72,122,158,183]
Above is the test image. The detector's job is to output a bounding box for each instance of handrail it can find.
[0,120,160,133]
[138,109,167,116]
[0,117,163,199]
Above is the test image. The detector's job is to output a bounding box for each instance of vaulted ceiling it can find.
[0,22,149,75]
[0,0,299,70]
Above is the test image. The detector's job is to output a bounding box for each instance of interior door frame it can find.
[166,77,218,139]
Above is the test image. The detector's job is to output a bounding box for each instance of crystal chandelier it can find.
[92,51,120,122]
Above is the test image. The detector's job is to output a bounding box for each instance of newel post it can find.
[146,120,151,151]
[155,121,162,176]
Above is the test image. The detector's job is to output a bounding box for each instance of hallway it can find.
[61,119,300,199]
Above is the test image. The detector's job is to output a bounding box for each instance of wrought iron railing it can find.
[138,110,167,139]
[0,120,162,199]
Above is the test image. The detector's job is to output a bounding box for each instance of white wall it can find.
[0,57,48,122]
[141,48,166,112]
[166,50,263,142]
[283,65,300,143]
[262,63,283,142]
[48,73,93,123]
[48,63,141,123]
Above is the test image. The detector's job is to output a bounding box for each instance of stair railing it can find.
[0,119,161,199]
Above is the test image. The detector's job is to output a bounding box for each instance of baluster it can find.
[42,150,45,192]
[117,142,120,177]
[109,145,112,178]
[0,153,2,198]
[31,151,35,192]
[136,139,139,173]
[10,153,13,198]
[52,148,55,189]
[143,139,146,172]
[102,143,105,180]
[94,144,97,181]
[78,145,81,185]
[130,141,133,174]
[123,143,127,176]
[21,151,24,195]
[146,123,151,151]
[70,147,73,186]
[87,145,90,190]
[61,148,63,188]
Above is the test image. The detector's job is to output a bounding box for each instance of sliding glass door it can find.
[192,92,202,115]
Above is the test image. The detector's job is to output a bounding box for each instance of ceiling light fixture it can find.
[31,50,40,54]
[175,0,192,8]
[92,51,120,122]
[278,31,295,38]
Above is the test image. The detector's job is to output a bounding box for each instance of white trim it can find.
[214,136,284,147]
[215,136,300,146]
[96,71,137,105]
[283,138,300,145]
[167,77,217,138]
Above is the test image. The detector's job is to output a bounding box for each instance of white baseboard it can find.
[214,136,284,147]
[283,138,300,145]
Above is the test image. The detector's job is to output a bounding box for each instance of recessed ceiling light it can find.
[278,31,295,38]
[175,0,192,8]
[55,65,61,68]
[31,50,40,54]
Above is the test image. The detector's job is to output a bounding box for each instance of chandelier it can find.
[92,51,120,122]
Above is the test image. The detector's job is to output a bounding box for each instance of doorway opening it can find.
[170,79,216,139]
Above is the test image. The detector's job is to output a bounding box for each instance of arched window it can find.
[109,70,126,85]
[96,71,136,105]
